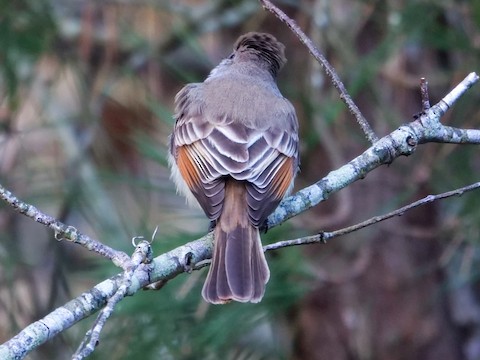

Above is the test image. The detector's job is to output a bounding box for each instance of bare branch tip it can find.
[420,76,431,111]
[151,225,159,243]
[464,72,479,86]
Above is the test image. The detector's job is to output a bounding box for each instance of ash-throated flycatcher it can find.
[169,32,299,303]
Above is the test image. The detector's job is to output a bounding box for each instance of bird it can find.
[169,32,299,304]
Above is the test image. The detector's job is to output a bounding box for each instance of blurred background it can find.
[1,0,480,359]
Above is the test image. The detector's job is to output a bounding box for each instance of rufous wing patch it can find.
[177,145,201,191]
[271,156,294,200]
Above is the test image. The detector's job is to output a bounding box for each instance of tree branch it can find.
[259,0,379,144]
[0,234,211,360]
[0,72,478,359]
[72,240,153,359]
[420,77,431,111]
[265,181,480,250]
[267,72,480,228]
[0,185,131,269]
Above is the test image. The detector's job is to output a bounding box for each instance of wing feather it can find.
[170,83,299,224]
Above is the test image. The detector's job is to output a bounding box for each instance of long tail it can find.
[202,180,270,304]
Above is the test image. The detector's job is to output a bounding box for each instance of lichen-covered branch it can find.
[72,240,154,359]
[0,274,123,360]
[267,72,480,228]
[0,185,131,269]
[265,181,480,251]
[0,234,212,360]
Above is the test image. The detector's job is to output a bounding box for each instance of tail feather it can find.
[225,225,253,299]
[252,233,270,301]
[202,180,270,304]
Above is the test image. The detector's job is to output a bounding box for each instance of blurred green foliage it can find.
[0,0,56,106]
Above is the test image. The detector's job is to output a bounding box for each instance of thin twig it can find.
[72,240,153,359]
[420,77,430,111]
[259,0,378,144]
[265,181,480,250]
[420,73,480,143]
[268,72,480,228]
[0,184,131,269]
[441,72,479,109]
